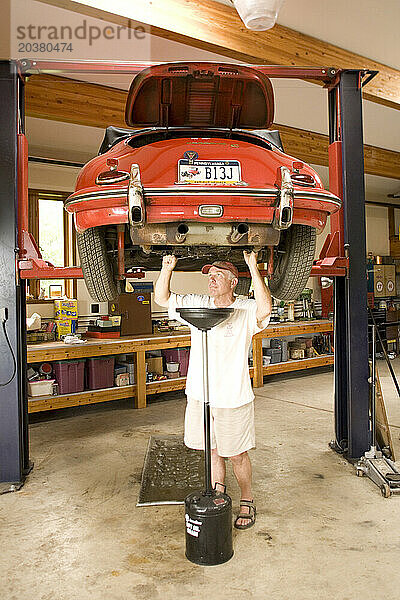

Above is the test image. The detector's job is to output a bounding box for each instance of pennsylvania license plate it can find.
[178,159,241,184]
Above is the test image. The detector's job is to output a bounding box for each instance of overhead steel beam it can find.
[35,0,400,110]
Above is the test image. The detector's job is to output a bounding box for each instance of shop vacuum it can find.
[177,307,234,566]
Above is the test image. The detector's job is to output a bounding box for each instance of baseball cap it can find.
[201,261,239,279]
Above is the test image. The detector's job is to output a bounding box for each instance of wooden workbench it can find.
[27,321,333,414]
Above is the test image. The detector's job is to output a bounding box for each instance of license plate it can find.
[178,159,241,184]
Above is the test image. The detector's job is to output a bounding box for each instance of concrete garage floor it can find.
[2,361,400,600]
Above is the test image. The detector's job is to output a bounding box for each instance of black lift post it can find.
[0,60,31,491]
[330,70,370,459]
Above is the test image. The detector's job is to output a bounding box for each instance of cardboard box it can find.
[55,319,77,339]
[374,266,386,298]
[384,265,396,296]
[109,293,152,336]
[54,299,78,320]
[115,373,130,387]
[146,357,164,375]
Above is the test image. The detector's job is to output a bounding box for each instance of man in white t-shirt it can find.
[154,251,271,529]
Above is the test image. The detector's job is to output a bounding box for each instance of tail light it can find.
[96,158,129,185]
[290,161,316,187]
[290,173,316,187]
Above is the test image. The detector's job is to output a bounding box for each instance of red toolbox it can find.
[86,356,115,390]
[53,360,85,394]
[161,347,190,376]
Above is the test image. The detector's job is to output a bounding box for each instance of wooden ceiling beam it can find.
[25,74,400,180]
[26,74,127,128]
[36,0,400,110]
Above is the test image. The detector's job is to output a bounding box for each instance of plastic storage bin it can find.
[118,355,135,384]
[28,379,55,397]
[86,356,115,390]
[269,338,288,362]
[263,348,282,364]
[162,348,190,376]
[53,360,85,394]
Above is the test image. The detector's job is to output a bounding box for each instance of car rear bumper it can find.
[65,186,341,233]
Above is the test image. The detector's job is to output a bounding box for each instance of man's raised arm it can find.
[154,255,177,307]
[243,251,272,326]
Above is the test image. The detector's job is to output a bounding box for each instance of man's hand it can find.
[155,255,177,307]
[162,254,177,272]
[243,250,258,270]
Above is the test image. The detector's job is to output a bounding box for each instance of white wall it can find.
[366,205,390,255]
[75,269,209,315]
[26,303,55,318]
[140,271,209,315]
[28,162,79,192]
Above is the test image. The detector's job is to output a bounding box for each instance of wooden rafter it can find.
[25,74,400,180]
[36,0,400,110]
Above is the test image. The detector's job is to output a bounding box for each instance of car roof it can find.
[98,126,284,155]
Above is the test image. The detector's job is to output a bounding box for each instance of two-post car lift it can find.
[0,59,375,490]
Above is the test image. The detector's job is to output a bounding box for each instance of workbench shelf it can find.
[146,377,187,395]
[263,354,334,375]
[27,320,333,413]
[28,385,137,413]
[250,319,334,388]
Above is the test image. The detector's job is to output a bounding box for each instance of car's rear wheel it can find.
[77,227,118,302]
[235,277,252,296]
[268,225,316,301]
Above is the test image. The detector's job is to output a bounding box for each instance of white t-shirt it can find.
[168,293,270,408]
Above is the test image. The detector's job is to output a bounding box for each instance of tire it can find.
[269,225,316,301]
[77,227,118,302]
[235,277,252,296]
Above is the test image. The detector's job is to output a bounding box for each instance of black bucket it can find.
[185,490,233,565]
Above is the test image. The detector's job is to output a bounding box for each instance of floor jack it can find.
[356,324,400,497]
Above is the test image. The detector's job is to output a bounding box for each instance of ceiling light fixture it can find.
[231,0,284,31]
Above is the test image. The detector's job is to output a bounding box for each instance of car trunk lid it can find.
[125,62,274,130]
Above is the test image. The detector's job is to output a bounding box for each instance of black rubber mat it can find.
[137,435,205,506]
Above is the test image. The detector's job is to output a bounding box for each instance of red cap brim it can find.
[201,264,212,274]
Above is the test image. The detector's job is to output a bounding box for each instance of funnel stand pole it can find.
[202,329,213,495]
[371,324,377,452]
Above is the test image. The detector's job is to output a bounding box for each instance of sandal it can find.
[234,499,256,530]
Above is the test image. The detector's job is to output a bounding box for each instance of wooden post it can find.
[135,350,147,409]
[252,336,263,388]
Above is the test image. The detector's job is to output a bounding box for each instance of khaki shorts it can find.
[184,398,255,458]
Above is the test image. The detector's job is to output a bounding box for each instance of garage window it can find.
[28,189,77,300]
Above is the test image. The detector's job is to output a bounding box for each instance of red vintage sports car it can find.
[65,62,341,301]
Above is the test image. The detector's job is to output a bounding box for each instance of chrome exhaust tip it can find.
[230,223,249,243]
[176,223,189,243]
